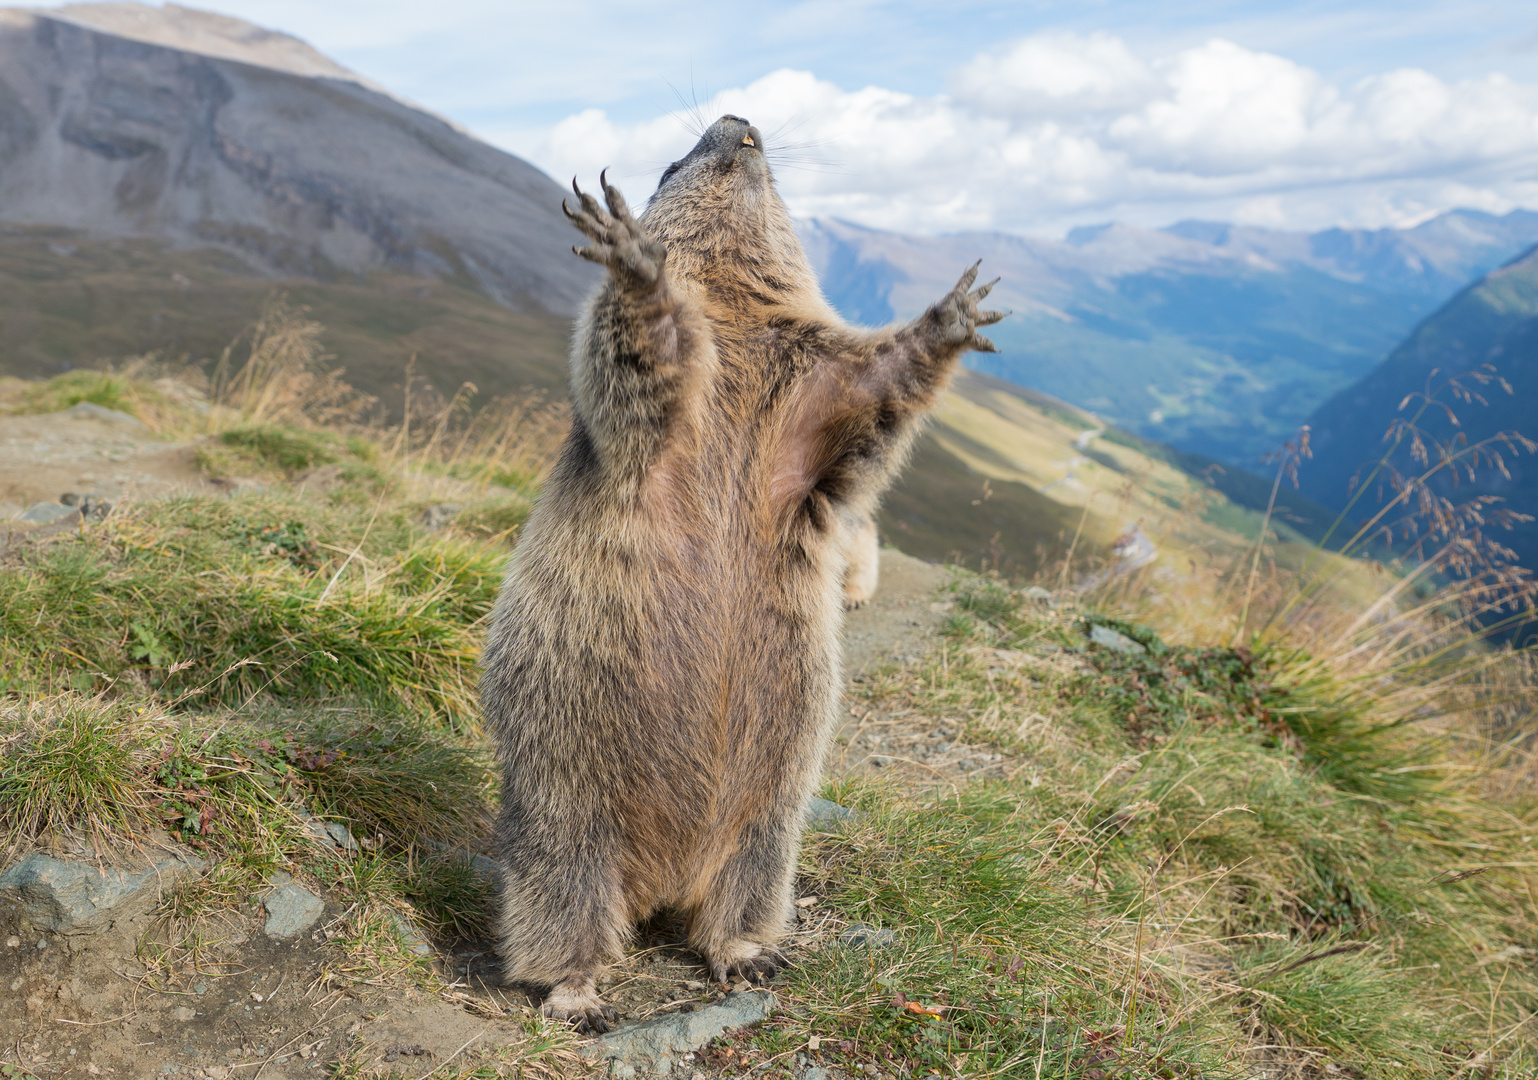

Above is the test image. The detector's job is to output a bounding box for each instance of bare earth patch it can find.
[0,408,210,523]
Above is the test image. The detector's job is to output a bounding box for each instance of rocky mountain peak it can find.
[0,4,598,315]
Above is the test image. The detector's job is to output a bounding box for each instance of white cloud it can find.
[508,32,1538,235]
[951,31,1155,114]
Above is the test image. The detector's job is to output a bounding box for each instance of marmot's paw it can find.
[925,261,1007,353]
[708,943,788,986]
[542,980,621,1035]
[563,172,666,287]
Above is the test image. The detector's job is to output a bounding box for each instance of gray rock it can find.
[18,502,79,525]
[0,850,205,935]
[62,402,145,427]
[1089,625,1146,655]
[419,838,501,881]
[300,816,339,852]
[390,913,433,956]
[805,797,857,831]
[419,503,463,531]
[839,925,898,949]
[208,477,267,496]
[583,991,775,1074]
[803,1070,830,1080]
[262,882,324,939]
[60,494,113,521]
[297,815,360,855]
[324,822,359,853]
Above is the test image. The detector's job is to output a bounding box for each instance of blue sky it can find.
[39,0,1538,236]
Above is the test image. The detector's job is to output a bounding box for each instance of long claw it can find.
[956,260,981,293]
[598,167,630,217]
[572,177,583,199]
[976,308,1008,326]
[971,278,1000,302]
[604,180,630,220]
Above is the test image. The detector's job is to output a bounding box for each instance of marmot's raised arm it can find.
[769,264,1004,524]
[564,175,716,483]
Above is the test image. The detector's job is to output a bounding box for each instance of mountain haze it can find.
[803,211,1538,467]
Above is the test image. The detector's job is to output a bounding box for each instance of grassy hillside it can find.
[890,369,1331,584]
[0,226,573,409]
[2,363,1535,1077]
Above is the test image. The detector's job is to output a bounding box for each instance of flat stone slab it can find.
[0,850,205,935]
[1089,624,1146,655]
[63,401,146,427]
[805,797,858,831]
[840,925,899,949]
[583,991,775,1076]
[262,882,324,939]
[18,502,78,525]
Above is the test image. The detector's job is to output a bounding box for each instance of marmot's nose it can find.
[716,114,759,148]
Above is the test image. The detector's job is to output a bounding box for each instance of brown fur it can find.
[479,114,1003,1032]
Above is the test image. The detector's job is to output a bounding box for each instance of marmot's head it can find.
[654,114,770,197]
[642,115,819,309]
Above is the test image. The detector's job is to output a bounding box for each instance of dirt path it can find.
[841,551,952,678]
[0,406,208,522]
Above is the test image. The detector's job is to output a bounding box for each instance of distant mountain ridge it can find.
[801,210,1538,467]
[1300,242,1538,577]
[0,3,598,316]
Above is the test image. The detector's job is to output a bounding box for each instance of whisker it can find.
[765,115,816,144]
[768,161,852,176]
[664,81,705,138]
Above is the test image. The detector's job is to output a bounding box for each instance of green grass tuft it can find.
[0,492,501,726]
[0,696,154,856]
[217,423,339,474]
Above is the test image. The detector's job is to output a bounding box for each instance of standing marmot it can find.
[480,114,1002,1032]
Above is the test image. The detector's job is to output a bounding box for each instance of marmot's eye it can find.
[741,135,755,147]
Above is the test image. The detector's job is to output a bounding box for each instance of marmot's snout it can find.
[709,115,763,161]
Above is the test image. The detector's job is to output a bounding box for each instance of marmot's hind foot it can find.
[708,942,788,986]
[542,977,621,1035]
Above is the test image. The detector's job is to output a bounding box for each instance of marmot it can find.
[480,114,1002,1032]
